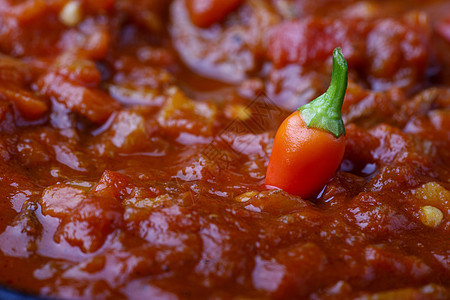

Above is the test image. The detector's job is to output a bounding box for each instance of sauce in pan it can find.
[0,0,449,298]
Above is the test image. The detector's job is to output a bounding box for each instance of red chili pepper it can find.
[265,48,348,198]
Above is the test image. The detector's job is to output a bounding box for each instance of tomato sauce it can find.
[0,0,449,299]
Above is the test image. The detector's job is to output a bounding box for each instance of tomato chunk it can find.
[186,0,244,27]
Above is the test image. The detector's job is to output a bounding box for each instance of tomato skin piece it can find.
[186,0,244,28]
[265,111,345,198]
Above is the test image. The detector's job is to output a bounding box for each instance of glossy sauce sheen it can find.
[0,0,449,299]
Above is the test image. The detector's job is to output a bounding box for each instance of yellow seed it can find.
[59,1,83,27]
[225,104,252,121]
[124,194,171,209]
[235,191,258,203]
[413,182,450,205]
[420,206,444,228]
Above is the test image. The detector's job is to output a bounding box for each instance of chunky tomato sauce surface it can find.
[0,0,450,299]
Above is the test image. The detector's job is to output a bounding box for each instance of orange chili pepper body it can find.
[265,48,348,198]
[265,111,345,198]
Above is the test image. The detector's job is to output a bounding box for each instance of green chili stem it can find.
[298,47,348,138]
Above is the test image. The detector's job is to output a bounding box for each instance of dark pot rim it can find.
[0,285,49,300]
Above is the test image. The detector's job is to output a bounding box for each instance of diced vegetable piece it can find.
[0,85,48,120]
[108,84,164,106]
[186,0,244,27]
[414,182,450,205]
[92,170,130,200]
[124,194,172,209]
[54,54,101,87]
[158,89,217,136]
[110,110,148,151]
[244,190,309,216]
[59,1,83,27]
[0,54,32,85]
[40,184,87,218]
[365,245,432,281]
[420,206,444,228]
[252,243,328,298]
[55,196,123,253]
[37,72,120,123]
[234,191,258,203]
